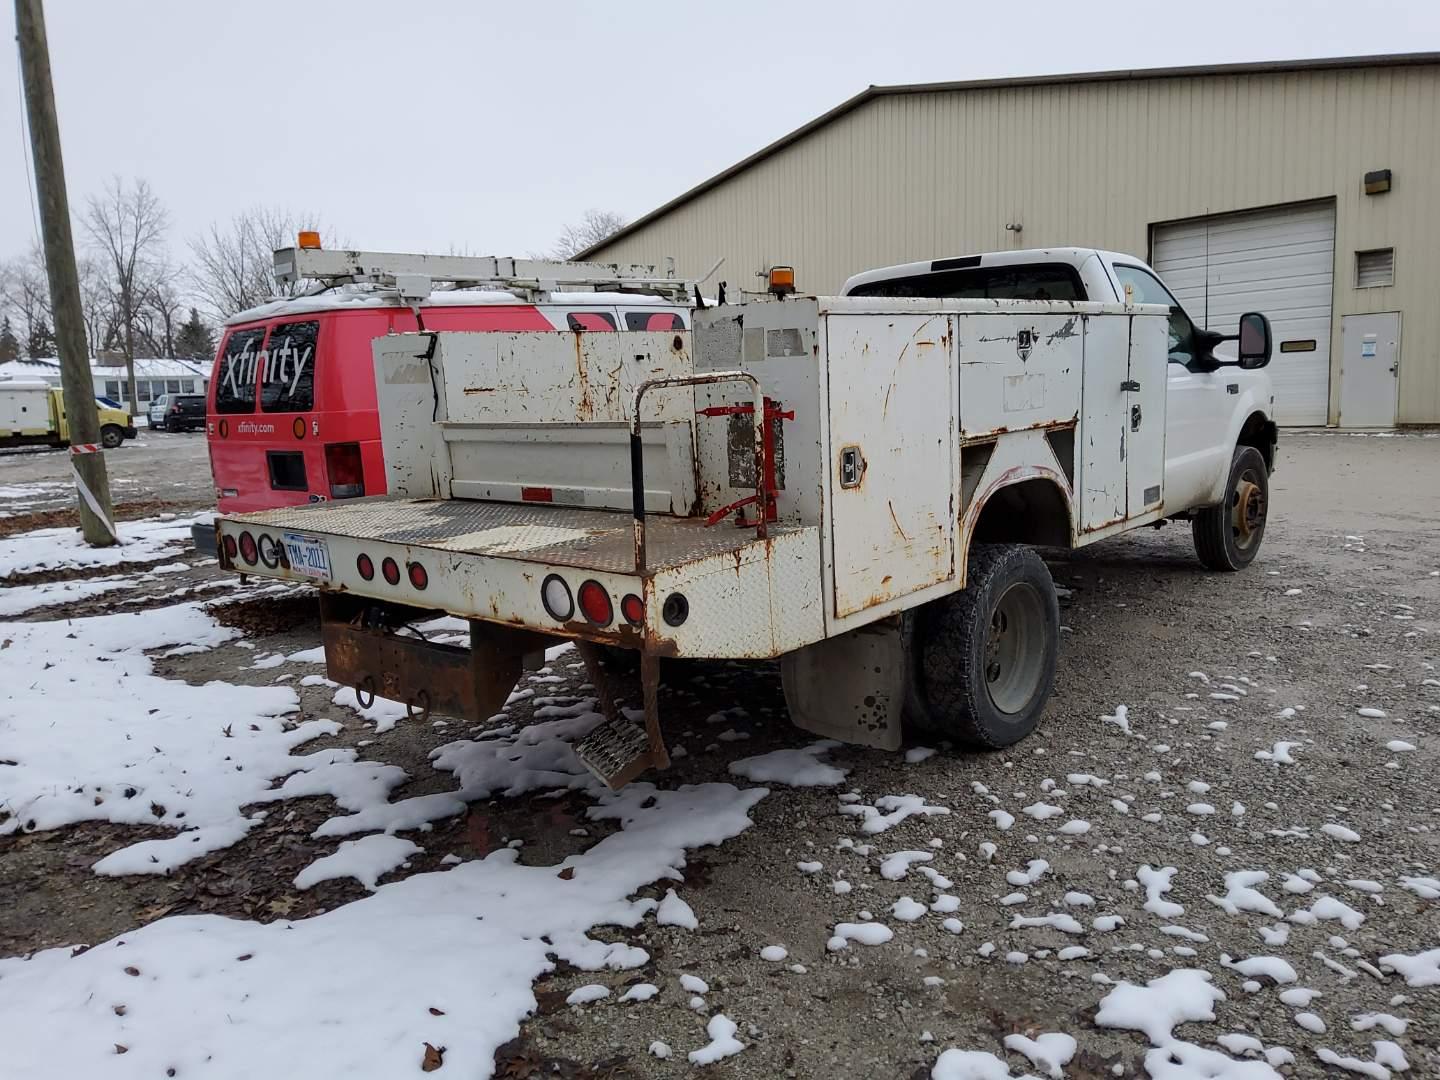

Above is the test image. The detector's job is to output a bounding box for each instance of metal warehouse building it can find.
[583,53,1440,428]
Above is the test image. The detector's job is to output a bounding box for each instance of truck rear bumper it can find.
[216,497,823,659]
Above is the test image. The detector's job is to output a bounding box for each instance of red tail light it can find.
[325,442,364,499]
[222,534,238,560]
[356,553,375,581]
[381,557,400,585]
[238,531,258,565]
[620,594,645,626]
[577,580,612,626]
[407,562,428,590]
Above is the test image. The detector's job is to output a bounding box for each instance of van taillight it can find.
[325,442,364,499]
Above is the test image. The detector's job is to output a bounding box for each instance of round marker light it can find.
[356,553,375,581]
[257,534,280,569]
[292,417,306,440]
[620,593,645,626]
[222,534,238,560]
[541,574,573,621]
[238,531,258,565]
[662,592,689,627]
[407,562,428,590]
[577,580,612,627]
[381,557,400,585]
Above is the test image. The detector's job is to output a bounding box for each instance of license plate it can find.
[282,532,331,580]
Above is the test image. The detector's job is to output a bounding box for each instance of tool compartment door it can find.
[824,313,956,620]
[1124,314,1168,515]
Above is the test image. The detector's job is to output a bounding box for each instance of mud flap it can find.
[779,619,907,750]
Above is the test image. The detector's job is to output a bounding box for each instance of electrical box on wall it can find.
[1363,169,1392,195]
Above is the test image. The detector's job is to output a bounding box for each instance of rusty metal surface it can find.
[320,599,553,723]
[228,497,810,575]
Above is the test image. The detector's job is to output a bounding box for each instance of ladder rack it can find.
[273,247,691,303]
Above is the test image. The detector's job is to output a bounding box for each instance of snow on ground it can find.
[728,739,848,786]
[0,512,211,577]
[0,782,767,1078]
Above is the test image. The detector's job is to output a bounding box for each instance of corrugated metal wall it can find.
[589,64,1440,425]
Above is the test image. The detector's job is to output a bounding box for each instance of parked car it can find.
[148,393,207,432]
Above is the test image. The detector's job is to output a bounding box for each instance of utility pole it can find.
[15,0,116,545]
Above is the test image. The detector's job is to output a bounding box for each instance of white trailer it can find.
[215,287,1275,787]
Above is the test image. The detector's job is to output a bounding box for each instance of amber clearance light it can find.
[297,230,322,250]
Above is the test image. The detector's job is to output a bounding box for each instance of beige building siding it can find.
[588,60,1440,425]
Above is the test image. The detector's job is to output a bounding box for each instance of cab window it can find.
[216,327,267,414]
[847,264,1083,301]
[1111,264,1195,366]
[260,320,320,412]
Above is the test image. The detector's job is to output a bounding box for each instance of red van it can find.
[204,291,689,518]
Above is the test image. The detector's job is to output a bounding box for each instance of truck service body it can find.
[0,380,136,450]
[215,248,1277,789]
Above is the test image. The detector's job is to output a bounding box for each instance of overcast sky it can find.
[4,0,1439,271]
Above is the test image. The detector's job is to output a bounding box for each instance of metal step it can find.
[574,715,653,790]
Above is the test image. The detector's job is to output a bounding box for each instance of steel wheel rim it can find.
[1231,470,1266,550]
[983,581,1047,715]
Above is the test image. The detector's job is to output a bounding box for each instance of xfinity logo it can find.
[221,335,312,399]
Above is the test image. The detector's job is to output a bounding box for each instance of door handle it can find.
[1120,379,1140,392]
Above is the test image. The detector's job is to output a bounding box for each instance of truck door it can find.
[824,312,956,620]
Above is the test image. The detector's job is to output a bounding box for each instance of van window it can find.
[260,320,320,413]
[848,264,1083,301]
[216,327,267,414]
[566,312,617,331]
[624,311,684,331]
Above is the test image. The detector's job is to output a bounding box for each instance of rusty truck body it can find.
[215,254,1277,788]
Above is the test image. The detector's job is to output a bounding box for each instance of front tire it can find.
[910,544,1060,749]
[1192,445,1269,571]
[100,424,124,449]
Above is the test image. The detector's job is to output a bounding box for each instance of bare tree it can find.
[189,206,334,320]
[0,247,55,351]
[83,177,169,411]
[546,209,628,260]
[132,262,185,358]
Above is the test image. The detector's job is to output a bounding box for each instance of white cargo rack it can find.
[273,246,696,303]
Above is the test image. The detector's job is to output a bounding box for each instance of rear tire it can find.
[100,424,124,449]
[1192,445,1268,571]
[910,544,1060,749]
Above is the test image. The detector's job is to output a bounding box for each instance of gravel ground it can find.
[0,427,213,519]
[2,431,1438,1079]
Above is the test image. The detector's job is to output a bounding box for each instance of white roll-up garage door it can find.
[1152,201,1335,426]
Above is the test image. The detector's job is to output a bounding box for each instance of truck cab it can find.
[842,248,1279,516]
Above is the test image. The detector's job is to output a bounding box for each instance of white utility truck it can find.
[214,249,1276,788]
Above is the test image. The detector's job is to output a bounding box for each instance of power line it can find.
[13,38,43,246]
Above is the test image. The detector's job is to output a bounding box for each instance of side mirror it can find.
[1237,311,1272,369]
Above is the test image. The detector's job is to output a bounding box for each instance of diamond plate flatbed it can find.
[228,496,810,574]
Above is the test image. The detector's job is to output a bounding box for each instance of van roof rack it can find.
[273,247,694,304]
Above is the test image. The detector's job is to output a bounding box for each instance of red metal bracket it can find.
[697,397,794,528]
